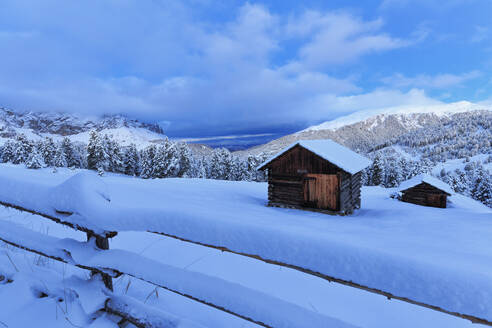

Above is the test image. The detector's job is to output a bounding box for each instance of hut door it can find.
[303,174,339,210]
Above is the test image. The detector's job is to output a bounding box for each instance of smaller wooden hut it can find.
[398,174,453,208]
[257,139,371,215]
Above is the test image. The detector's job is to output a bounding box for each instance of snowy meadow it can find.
[0,164,491,327]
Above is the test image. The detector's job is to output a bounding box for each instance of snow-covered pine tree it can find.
[371,154,385,186]
[445,168,470,196]
[61,137,80,168]
[152,140,180,178]
[53,144,68,168]
[12,134,32,164]
[187,157,207,178]
[25,146,45,169]
[471,166,492,206]
[0,139,15,163]
[229,156,247,181]
[87,130,109,171]
[209,148,233,180]
[41,137,56,167]
[246,154,258,181]
[175,142,192,178]
[76,143,88,169]
[87,130,99,170]
[245,154,268,182]
[140,144,157,179]
[124,143,140,176]
[103,135,123,173]
[397,157,409,180]
[384,162,402,187]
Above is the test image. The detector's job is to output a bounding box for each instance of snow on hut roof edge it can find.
[398,174,454,195]
[257,139,372,174]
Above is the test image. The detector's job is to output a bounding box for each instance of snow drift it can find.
[0,164,491,322]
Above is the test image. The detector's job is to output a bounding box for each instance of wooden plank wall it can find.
[265,145,364,214]
[401,182,447,208]
[268,145,343,175]
[339,171,362,214]
[304,174,339,210]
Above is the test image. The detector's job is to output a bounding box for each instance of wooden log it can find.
[0,226,273,328]
[149,231,492,327]
[87,232,113,291]
[104,296,185,328]
[0,235,119,279]
[0,200,117,239]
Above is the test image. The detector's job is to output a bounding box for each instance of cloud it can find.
[0,1,434,135]
[379,0,473,10]
[285,11,410,68]
[299,88,441,123]
[471,25,489,43]
[381,71,482,89]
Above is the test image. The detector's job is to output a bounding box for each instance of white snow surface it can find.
[398,174,455,195]
[0,235,208,328]
[0,164,491,322]
[3,206,485,328]
[303,101,491,132]
[258,139,372,174]
[68,127,165,149]
[0,219,349,328]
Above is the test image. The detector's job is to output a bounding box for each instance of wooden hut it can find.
[398,174,453,208]
[257,139,372,214]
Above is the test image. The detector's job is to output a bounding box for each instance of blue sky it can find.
[0,0,491,137]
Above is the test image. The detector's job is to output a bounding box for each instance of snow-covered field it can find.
[0,164,491,327]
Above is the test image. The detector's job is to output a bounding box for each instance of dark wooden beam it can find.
[0,235,271,328]
[0,201,117,239]
[87,232,113,291]
[0,236,120,279]
[150,230,492,327]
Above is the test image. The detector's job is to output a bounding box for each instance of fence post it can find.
[87,232,113,291]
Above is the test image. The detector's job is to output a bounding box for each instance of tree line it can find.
[0,131,490,208]
[0,131,267,182]
[364,153,492,208]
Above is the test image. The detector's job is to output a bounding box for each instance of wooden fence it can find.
[0,199,491,327]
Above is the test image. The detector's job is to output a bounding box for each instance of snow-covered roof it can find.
[398,174,454,195]
[258,139,372,174]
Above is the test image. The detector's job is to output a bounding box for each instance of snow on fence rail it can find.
[0,214,351,328]
[1,168,491,326]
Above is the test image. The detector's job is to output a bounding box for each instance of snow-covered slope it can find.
[303,101,488,132]
[1,192,486,328]
[0,107,167,149]
[0,164,491,324]
[238,101,491,158]
[68,127,166,149]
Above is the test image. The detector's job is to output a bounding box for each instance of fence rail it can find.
[0,212,341,328]
[1,197,491,327]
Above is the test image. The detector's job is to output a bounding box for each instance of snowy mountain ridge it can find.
[0,107,170,149]
[0,107,164,136]
[301,101,489,132]
[239,102,491,158]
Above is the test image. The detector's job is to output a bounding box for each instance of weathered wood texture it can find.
[0,228,272,328]
[401,182,448,208]
[151,230,492,327]
[1,202,490,326]
[304,174,339,210]
[87,232,113,291]
[264,145,363,214]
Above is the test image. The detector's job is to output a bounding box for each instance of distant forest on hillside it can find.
[0,114,491,208]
